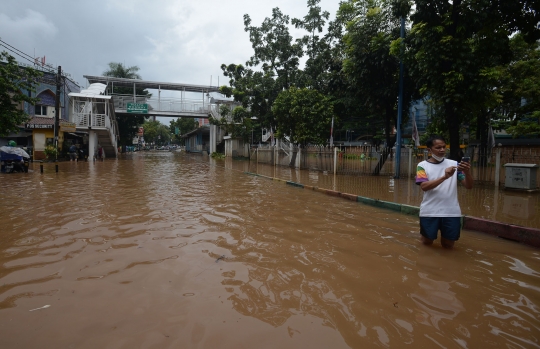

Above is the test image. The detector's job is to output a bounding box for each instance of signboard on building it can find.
[127,103,148,114]
[25,123,53,129]
[60,122,76,133]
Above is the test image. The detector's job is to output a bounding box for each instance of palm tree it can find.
[103,62,142,79]
[102,62,147,149]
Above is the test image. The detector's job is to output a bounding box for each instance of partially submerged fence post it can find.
[334,147,337,175]
[494,147,501,187]
[408,148,413,178]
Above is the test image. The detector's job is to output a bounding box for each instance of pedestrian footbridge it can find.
[84,75,220,118]
[69,76,224,160]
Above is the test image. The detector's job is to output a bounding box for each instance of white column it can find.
[210,124,216,154]
[88,130,96,160]
[408,148,413,178]
[334,147,337,175]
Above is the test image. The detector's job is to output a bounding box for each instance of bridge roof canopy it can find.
[84,75,221,93]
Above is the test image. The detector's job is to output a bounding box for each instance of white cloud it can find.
[1,0,339,87]
[0,9,58,42]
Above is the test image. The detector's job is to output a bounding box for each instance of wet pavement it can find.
[0,152,539,348]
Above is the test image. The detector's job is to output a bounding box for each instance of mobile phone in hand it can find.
[461,157,470,163]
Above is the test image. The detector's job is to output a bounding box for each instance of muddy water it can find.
[1,152,539,348]
[229,160,540,229]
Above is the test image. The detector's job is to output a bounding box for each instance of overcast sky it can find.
[1,0,340,91]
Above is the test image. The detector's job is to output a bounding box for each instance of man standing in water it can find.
[415,135,473,249]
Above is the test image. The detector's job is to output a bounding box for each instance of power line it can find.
[0,39,35,60]
[0,39,57,74]
[0,39,80,87]
[0,42,36,66]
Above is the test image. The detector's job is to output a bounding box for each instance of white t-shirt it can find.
[416,159,464,217]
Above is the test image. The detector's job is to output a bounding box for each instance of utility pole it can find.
[54,65,61,172]
[394,17,405,179]
[329,116,334,147]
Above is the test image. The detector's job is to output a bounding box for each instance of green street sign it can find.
[127,103,148,114]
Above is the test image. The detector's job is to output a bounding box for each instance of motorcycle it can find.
[0,146,30,173]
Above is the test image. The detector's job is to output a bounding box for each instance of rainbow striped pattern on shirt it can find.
[416,165,428,184]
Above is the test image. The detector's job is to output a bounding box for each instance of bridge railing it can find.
[74,113,108,128]
[112,94,210,115]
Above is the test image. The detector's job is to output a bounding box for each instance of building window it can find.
[35,105,48,116]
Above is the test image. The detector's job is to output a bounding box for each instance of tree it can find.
[493,34,540,138]
[340,0,415,173]
[292,0,331,90]
[102,62,148,148]
[273,87,334,146]
[0,51,42,137]
[209,104,254,143]
[404,0,540,159]
[143,120,171,145]
[170,117,198,143]
[103,62,141,80]
[220,8,304,130]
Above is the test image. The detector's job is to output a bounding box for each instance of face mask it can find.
[431,153,445,162]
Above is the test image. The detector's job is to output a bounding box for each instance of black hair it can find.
[426,135,445,148]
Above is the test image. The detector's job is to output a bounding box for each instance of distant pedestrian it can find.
[97,146,104,161]
[69,144,77,162]
[415,135,473,249]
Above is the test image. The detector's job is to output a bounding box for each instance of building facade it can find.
[1,67,80,160]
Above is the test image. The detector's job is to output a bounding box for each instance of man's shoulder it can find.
[417,160,429,168]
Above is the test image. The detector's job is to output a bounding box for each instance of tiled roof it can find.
[25,116,72,125]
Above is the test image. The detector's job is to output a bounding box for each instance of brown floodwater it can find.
[231,159,540,229]
[1,152,539,348]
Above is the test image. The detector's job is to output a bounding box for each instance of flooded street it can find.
[1,152,540,348]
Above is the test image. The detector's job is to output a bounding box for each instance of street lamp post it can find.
[394,16,405,179]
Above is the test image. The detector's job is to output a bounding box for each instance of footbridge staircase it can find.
[69,83,119,159]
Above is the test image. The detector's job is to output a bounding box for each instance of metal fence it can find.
[250,145,540,186]
[468,147,540,185]
[300,146,334,171]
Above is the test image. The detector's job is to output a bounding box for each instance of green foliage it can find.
[404,0,540,158]
[103,62,149,145]
[103,62,142,79]
[273,87,334,146]
[492,35,540,138]
[340,0,415,147]
[0,51,43,137]
[43,145,58,160]
[170,117,198,143]
[142,120,171,145]
[211,152,225,159]
[291,0,331,90]
[116,114,145,146]
[210,104,253,142]
[506,112,540,137]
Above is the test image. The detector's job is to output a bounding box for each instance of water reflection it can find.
[228,159,540,229]
[0,153,538,348]
[410,272,465,330]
